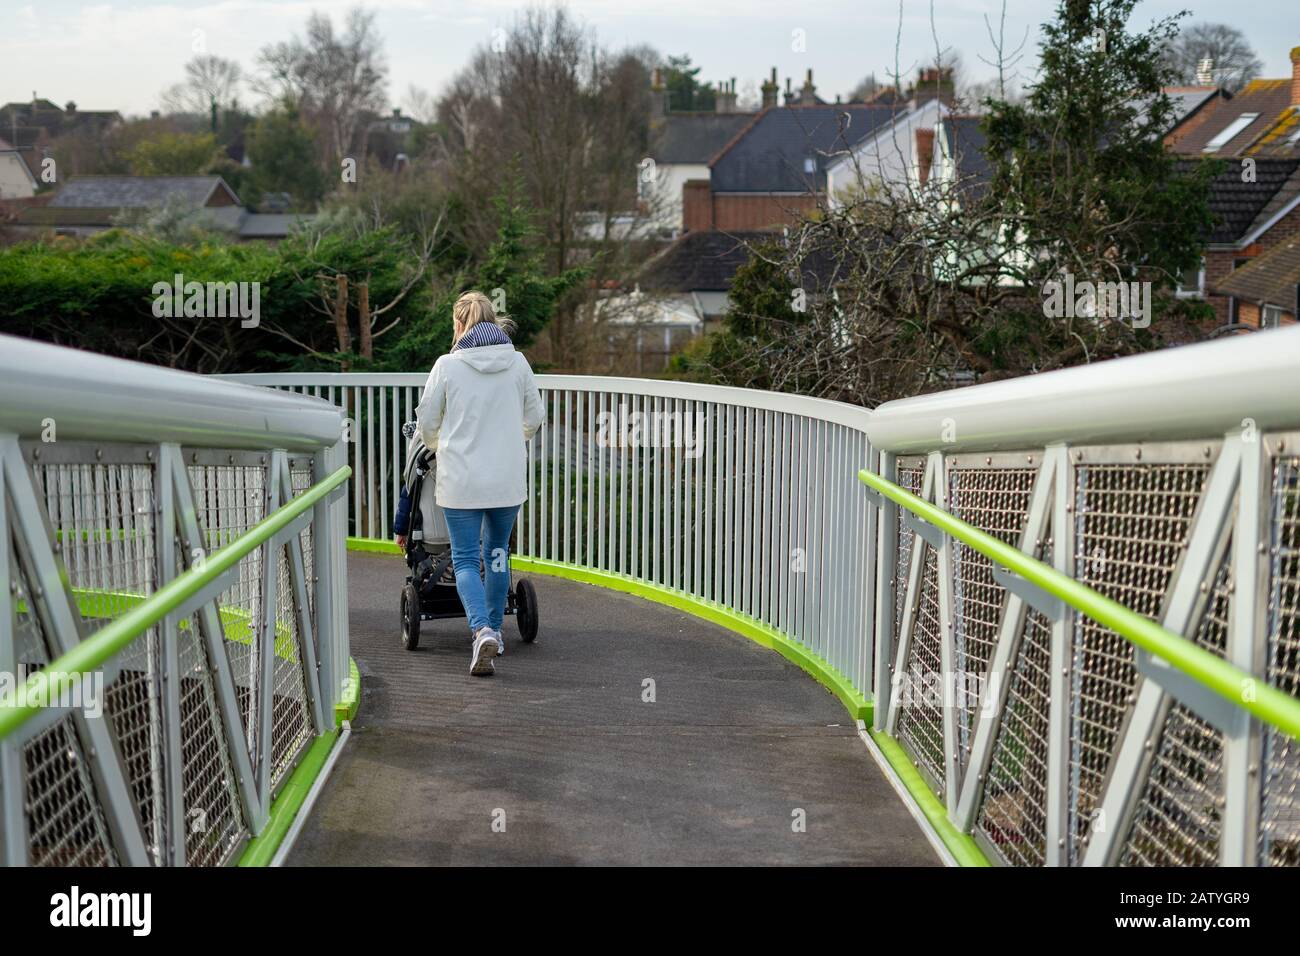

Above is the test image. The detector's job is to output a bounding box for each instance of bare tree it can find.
[160,55,244,116]
[257,7,389,162]
[1161,22,1263,92]
[402,84,439,124]
[434,7,659,361]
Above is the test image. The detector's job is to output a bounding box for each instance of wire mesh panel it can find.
[9,544,118,866]
[946,462,1037,769]
[188,462,267,744]
[176,619,247,866]
[1263,455,1300,866]
[897,546,946,790]
[1068,459,1210,864]
[24,717,118,867]
[31,458,167,863]
[1120,543,1231,867]
[977,606,1053,865]
[1122,704,1224,866]
[270,546,312,789]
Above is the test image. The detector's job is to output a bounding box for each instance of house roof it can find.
[0,150,39,189]
[639,230,768,291]
[14,203,309,238]
[938,115,992,200]
[1164,86,1224,125]
[638,228,843,293]
[1175,79,1295,156]
[709,105,899,193]
[1130,86,1225,134]
[1178,157,1300,244]
[1212,237,1300,309]
[1247,107,1300,157]
[234,212,311,238]
[823,100,948,175]
[14,207,121,227]
[650,113,756,165]
[48,176,241,209]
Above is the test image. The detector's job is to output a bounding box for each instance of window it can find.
[803,157,816,174]
[1203,113,1259,152]
[1262,304,1286,327]
[1175,260,1204,298]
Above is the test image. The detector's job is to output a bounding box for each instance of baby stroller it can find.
[397,426,539,651]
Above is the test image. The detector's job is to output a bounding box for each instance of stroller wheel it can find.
[401,582,421,651]
[515,578,539,643]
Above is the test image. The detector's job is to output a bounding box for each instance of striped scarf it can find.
[452,322,511,351]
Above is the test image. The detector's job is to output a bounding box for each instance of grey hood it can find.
[449,343,517,374]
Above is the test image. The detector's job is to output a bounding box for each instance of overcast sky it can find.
[5,0,1299,117]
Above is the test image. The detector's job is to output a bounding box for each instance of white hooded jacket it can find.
[415,342,545,510]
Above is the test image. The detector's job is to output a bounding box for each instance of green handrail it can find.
[859,467,1300,742]
[0,464,351,740]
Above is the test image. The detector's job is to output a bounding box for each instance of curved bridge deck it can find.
[287,552,936,866]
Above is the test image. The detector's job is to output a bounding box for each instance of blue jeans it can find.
[442,506,519,633]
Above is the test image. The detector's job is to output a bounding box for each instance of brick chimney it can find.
[800,69,817,105]
[761,67,779,109]
[715,79,738,114]
[915,128,935,185]
[1291,46,1300,107]
[910,66,955,109]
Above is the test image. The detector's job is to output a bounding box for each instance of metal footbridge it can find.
[1,328,1298,867]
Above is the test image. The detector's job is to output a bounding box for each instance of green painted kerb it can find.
[509,555,872,723]
[335,657,361,725]
[347,536,401,555]
[859,467,1300,741]
[237,729,338,867]
[239,655,359,866]
[870,731,990,867]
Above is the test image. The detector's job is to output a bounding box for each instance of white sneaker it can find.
[470,627,499,676]
[493,628,505,656]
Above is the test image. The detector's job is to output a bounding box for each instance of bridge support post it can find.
[155,444,187,865]
[312,448,336,720]
[0,457,28,866]
[1223,435,1267,865]
[1044,444,1073,866]
[254,452,283,820]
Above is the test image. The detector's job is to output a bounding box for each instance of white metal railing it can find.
[0,335,351,867]
[225,326,1300,867]
[221,372,876,698]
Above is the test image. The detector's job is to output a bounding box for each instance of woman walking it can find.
[415,291,545,675]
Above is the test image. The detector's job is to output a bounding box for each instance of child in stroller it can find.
[393,421,539,653]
